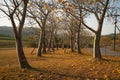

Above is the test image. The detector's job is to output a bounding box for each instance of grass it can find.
[0,48,120,80]
[0,38,32,48]
[0,37,15,40]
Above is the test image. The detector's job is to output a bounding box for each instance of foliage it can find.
[25,42,38,48]
[0,40,15,48]
[100,36,112,47]
[0,37,14,41]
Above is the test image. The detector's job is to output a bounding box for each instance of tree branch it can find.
[82,21,96,34]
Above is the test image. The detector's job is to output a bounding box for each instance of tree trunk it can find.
[70,34,75,52]
[48,31,53,52]
[77,29,82,54]
[51,32,56,51]
[93,33,102,59]
[36,32,42,56]
[16,35,31,68]
[42,29,46,53]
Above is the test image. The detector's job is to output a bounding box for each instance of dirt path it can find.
[87,48,120,56]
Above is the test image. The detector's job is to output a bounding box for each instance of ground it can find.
[0,48,120,80]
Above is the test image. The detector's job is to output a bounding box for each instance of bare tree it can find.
[69,17,77,52]
[0,0,31,68]
[46,12,60,52]
[62,0,86,54]
[82,0,110,59]
[27,0,56,56]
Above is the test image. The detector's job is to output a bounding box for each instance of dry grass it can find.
[0,48,18,66]
[0,48,120,80]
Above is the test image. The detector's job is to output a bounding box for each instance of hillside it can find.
[0,26,38,38]
[0,26,13,37]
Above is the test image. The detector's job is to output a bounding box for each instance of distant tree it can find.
[118,33,120,47]
[27,0,56,56]
[100,36,112,47]
[68,17,77,52]
[0,0,31,68]
[61,0,87,54]
[66,16,93,52]
[46,12,60,52]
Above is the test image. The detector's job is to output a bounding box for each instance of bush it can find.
[25,42,37,48]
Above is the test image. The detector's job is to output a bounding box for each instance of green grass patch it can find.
[0,37,15,40]
[0,40,15,48]
[0,36,33,48]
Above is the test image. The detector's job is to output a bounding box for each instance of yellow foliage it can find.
[58,0,62,3]
[117,69,120,74]
[104,74,110,80]
[0,76,3,80]
[112,70,115,73]
[69,5,75,9]
[84,0,89,2]
[45,5,48,10]
[39,75,43,78]
[94,0,98,3]
[89,0,93,5]
[84,0,98,4]
[62,1,66,5]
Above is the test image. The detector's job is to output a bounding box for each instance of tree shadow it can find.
[102,58,120,62]
[29,67,103,80]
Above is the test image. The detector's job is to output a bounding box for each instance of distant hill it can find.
[0,26,13,37]
[0,26,39,38]
[102,33,120,40]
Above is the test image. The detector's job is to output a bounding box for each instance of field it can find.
[0,36,33,48]
[0,48,120,80]
[0,36,15,48]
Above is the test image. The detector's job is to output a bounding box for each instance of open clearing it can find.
[0,48,120,80]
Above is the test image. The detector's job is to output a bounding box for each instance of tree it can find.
[68,17,77,52]
[100,36,111,47]
[61,0,86,54]
[64,15,93,52]
[107,6,120,51]
[46,12,60,52]
[0,0,31,68]
[82,0,110,59]
[27,0,56,56]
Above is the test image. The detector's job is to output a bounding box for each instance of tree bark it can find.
[16,34,31,68]
[51,35,55,51]
[36,32,42,56]
[77,25,82,54]
[70,33,75,52]
[47,31,52,52]
[93,0,109,59]
[42,28,46,53]
[93,33,101,59]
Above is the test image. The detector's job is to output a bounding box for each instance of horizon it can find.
[0,25,119,36]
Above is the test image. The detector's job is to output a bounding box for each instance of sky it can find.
[0,12,119,35]
[85,14,120,35]
[0,16,12,27]
[0,14,119,36]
